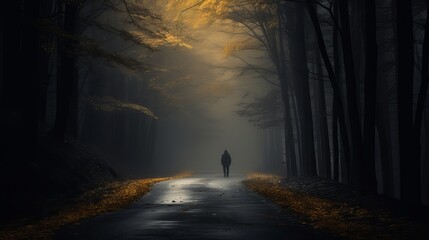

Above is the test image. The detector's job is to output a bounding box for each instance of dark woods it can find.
[0,0,428,219]
[1,0,160,171]
[235,0,429,211]
[0,0,161,219]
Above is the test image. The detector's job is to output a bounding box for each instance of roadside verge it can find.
[0,171,191,240]
[243,173,428,240]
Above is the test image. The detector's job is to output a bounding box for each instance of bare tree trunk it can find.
[332,0,340,182]
[1,0,41,218]
[38,0,55,132]
[422,108,429,204]
[333,99,339,181]
[287,3,317,176]
[395,0,420,209]
[278,9,298,176]
[1,1,23,167]
[53,2,78,142]
[306,0,351,182]
[1,0,40,157]
[285,88,300,176]
[315,45,331,178]
[411,0,429,206]
[362,0,378,193]
[291,89,302,174]
[376,111,392,195]
[350,0,365,117]
[338,0,364,189]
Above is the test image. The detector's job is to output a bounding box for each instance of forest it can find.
[1,0,428,234]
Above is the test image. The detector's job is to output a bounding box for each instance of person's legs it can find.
[223,165,226,177]
[226,166,229,177]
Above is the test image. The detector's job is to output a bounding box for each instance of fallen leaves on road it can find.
[0,171,192,240]
[243,173,427,240]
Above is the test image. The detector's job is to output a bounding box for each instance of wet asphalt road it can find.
[55,174,341,240]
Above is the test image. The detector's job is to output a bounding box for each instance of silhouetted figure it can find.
[221,150,232,177]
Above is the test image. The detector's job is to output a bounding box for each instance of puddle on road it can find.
[155,178,201,204]
[153,177,243,205]
[140,220,180,229]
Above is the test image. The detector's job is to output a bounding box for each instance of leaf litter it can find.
[0,172,191,240]
[243,173,428,240]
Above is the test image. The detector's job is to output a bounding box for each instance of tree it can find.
[314,42,331,178]
[362,0,378,193]
[53,1,80,141]
[395,0,420,209]
[236,89,286,173]
[412,0,429,207]
[306,0,351,182]
[283,2,317,176]
[338,0,364,189]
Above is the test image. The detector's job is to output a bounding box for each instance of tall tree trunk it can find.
[376,112,392,195]
[282,93,298,177]
[287,3,317,176]
[395,0,420,208]
[411,0,429,206]
[291,89,302,174]
[278,8,298,176]
[1,0,41,217]
[1,1,23,167]
[68,61,79,140]
[289,88,303,175]
[315,46,331,178]
[38,0,55,132]
[362,0,378,193]
[53,3,78,141]
[422,108,429,203]
[314,73,323,176]
[338,0,364,189]
[402,0,429,205]
[350,0,365,116]
[1,0,40,158]
[22,0,41,148]
[332,0,340,182]
[333,99,339,181]
[306,0,351,181]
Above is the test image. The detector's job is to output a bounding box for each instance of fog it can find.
[154,93,265,174]
[2,0,429,221]
[149,26,271,174]
[73,1,276,177]
[3,0,429,232]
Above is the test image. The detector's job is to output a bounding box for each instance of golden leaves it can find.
[164,0,231,29]
[243,173,427,240]
[86,96,158,119]
[127,30,192,49]
[0,172,192,240]
[223,38,258,57]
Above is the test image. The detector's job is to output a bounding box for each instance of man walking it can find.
[221,150,232,177]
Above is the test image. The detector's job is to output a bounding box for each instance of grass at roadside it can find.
[243,173,428,240]
[0,171,192,240]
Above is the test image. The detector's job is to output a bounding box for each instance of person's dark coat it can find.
[221,151,231,167]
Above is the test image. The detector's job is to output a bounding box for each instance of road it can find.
[55,174,341,240]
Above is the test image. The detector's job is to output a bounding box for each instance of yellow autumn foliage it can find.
[163,0,230,29]
[86,96,158,119]
[223,38,259,57]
